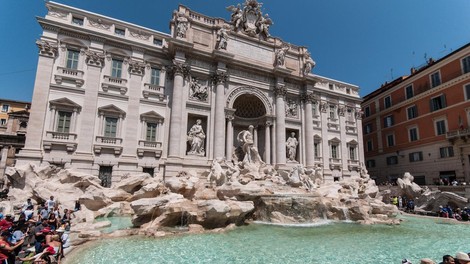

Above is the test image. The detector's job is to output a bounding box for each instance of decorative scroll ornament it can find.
[166,60,190,79]
[129,30,150,40]
[85,50,105,67]
[274,84,287,98]
[47,7,67,19]
[338,106,345,116]
[320,102,328,113]
[226,0,273,39]
[211,71,228,85]
[36,40,58,57]
[88,18,111,30]
[188,77,208,102]
[355,109,364,119]
[128,60,146,75]
[285,99,298,118]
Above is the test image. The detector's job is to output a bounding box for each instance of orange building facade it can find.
[362,43,470,185]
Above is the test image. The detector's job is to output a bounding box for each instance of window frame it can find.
[104,116,118,138]
[72,16,84,26]
[1,104,9,113]
[146,122,158,142]
[366,139,373,152]
[430,94,446,112]
[114,27,125,36]
[386,134,395,147]
[364,105,371,117]
[328,104,337,120]
[364,123,372,134]
[366,160,376,168]
[406,105,418,120]
[430,71,441,88]
[384,95,392,109]
[111,59,123,78]
[0,119,6,126]
[409,151,423,162]
[462,55,470,74]
[435,119,447,136]
[440,146,454,158]
[56,110,72,133]
[384,115,394,128]
[66,49,80,70]
[408,126,419,142]
[150,67,160,86]
[386,156,398,165]
[405,84,414,99]
[464,83,470,101]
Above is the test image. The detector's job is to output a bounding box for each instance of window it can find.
[407,105,418,120]
[405,85,414,99]
[111,59,123,78]
[146,122,157,141]
[349,146,356,160]
[1,104,9,112]
[409,152,423,162]
[346,108,354,121]
[430,94,446,112]
[0,119,6,126]
[366,140,373,152]
[387,134,395,147]
[462,56,470,74]
[435,120,447,136]
[56,111,72,133]
[66,49,80,69]
[329,105,336,120]
[72,17,84,26]
[366,160,375,168]
[142,167,155,177]
[153,38,163,46]
[104,117,118,137]
[314,142,320,157]
[331,144,338,159]
[440,146,454,158]
[465,84,470,101]
[384,115,394,128]
[409,127,418,142]
[364,123,372,134]
[430,71,441,88]
[150,68,160,86]
[329,84,334,90]
[384,96,392,109]
[346,88,351,94]
[115,27,125,36]
[386,156,398,165]
[364,106,370,117]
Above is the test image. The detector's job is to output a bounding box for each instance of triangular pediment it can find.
[98,104,126,117]
[329,137,341,143]
[348,139,358,145]
[49,98,81,111]
[140,111,164,121]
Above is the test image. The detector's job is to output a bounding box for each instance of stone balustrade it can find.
[54,66,84,87]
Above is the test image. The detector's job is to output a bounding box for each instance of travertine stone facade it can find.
[18,1,363,183]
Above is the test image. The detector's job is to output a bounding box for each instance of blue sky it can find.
[1,0,470,102]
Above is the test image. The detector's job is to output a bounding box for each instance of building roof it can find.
[0,98,31,105]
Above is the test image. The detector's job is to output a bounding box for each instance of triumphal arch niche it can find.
[164,0,364,181]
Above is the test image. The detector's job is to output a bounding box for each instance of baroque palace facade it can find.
[18,1,364,183]
[362,42,470,185]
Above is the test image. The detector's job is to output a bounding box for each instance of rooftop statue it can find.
[226,0,273,40]
[303,51,316,76]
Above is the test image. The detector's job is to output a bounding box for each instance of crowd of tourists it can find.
[0,196,79,264]
[437,205,470,221]
[403,252,470,263]
[390,196,415,212]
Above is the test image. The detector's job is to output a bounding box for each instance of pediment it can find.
[348,139,358,145]
[329,137,341,143]
[49,98,81,110]
[98,104,126,117]
[140,111,164,121]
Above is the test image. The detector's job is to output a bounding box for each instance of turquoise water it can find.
[66,216,470,264]
[94,216,133,233]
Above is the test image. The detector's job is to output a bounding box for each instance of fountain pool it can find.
[65,216,469,264]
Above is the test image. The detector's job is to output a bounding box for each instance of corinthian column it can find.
[168,61,189,158]
[274,84,287,166]
[303,93,316,168]
[212,70,228,160]
[264,121,272,164]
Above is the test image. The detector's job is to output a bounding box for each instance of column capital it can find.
[211,70,228,85]
[166,60,190,79]
[320,101,328,113]
[338,105,346,116]
[265,121,273,126]
[274,84,287,98]
[355,108,364,119]
[300,92,319,104]
[128,60,146,76]
[36,40,58,58]
[85,50,105,68]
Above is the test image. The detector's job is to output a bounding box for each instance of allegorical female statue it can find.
[187,119,205,155]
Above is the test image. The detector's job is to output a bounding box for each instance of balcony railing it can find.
[137,140,163,157]
[43,131,77,152]
[102,76,128,95]
[446,128,470,139]
[96,136,122,145]
[143,83,165,101]
[46,131,77,141]
[94,136,123,155]
[55,67,84,87]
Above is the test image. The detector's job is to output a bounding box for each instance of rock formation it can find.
[1,162,401,245]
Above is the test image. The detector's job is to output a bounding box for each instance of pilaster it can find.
[274,82,287,166]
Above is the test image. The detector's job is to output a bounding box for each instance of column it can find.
[264,121,271,164]
[18,40,59,163]
[225,115,234,161]
[304,93,315,168]
[355,109,365,163]
[338,105,349,175]
[320,101,330,173]
[74,49,105,157]
[168,61,188,158]
[254,126,258,147]
[274,83,287,166]
[213,70,228,160]
[121,60,146,160]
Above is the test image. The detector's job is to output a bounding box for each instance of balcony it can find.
[54,67,84,87]
[348,159,360,171]
[345,125,357,135]
[137,140,163,157]
[94,136,123,155]
[329,158,342,170]
[102,75,128,95]
[43,131,77,152]
[446,128,470,143]
[142,83,165,101]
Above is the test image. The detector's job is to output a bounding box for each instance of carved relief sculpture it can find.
[275,44,289,67]
[187,119,205,156]
[188,77,208,102]
[285,99,298,118]
[286,132,298,162]
[303,52,316,76]
[226,0,273,40]
[174,11,188,39]
[216,26,229,50]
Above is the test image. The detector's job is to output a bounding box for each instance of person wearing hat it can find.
[455,252,470,264]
